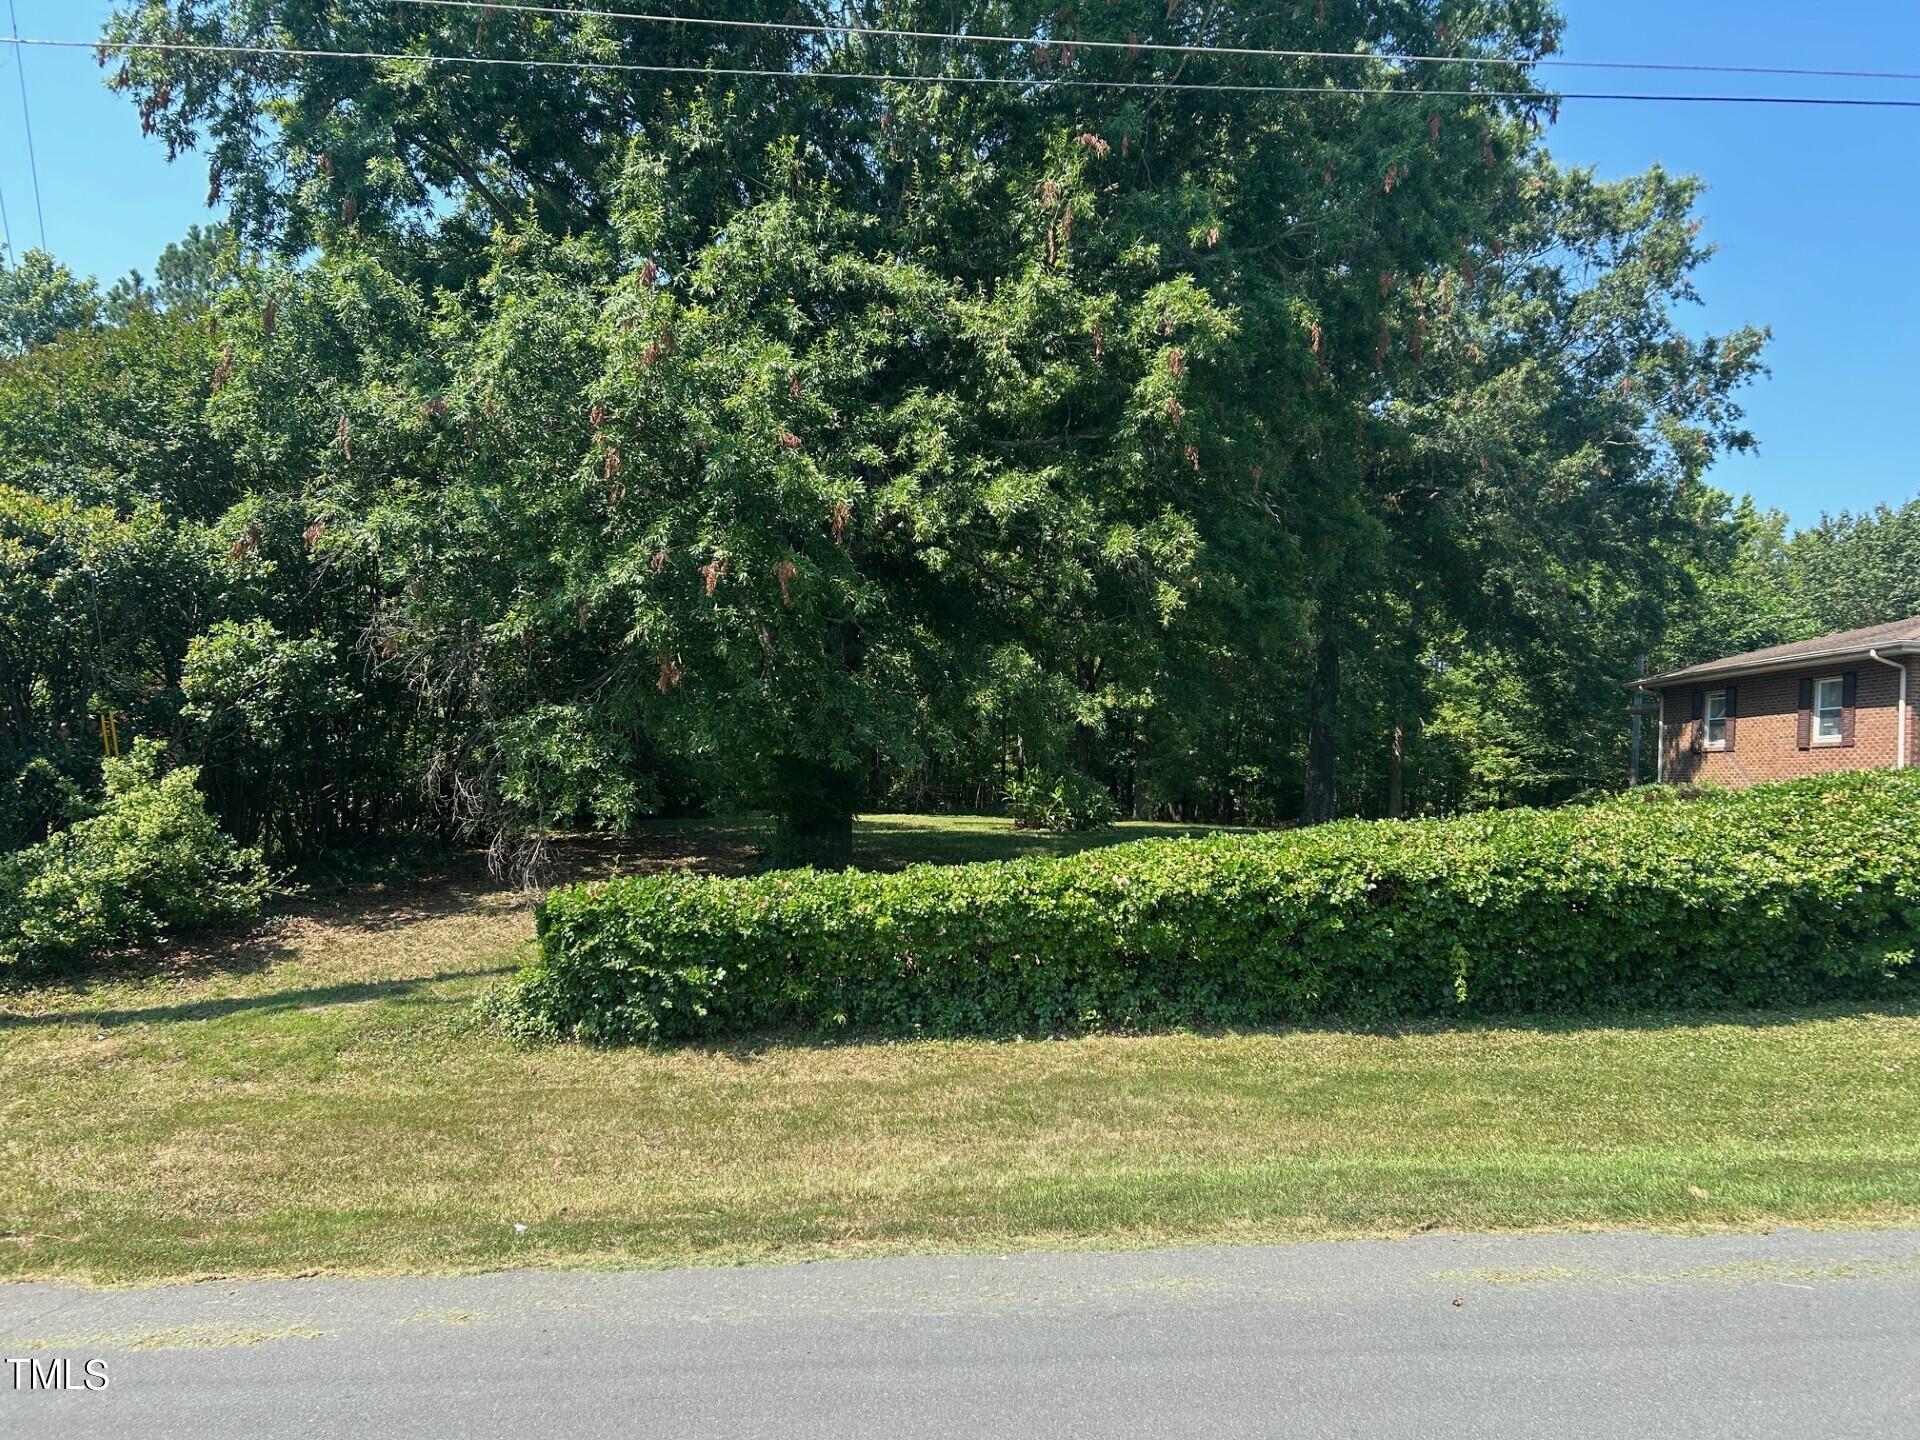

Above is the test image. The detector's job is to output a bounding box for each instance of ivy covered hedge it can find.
[485,771,1920,1044]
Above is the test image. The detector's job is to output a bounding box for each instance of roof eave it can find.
[1632,640,1920,690]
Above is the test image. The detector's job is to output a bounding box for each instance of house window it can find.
[1703,691,1728,749]
[1814,676,1846,744]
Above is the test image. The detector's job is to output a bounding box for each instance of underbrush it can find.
[0,740,274,972]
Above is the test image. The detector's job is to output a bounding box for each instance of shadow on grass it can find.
[611,995,1920,1065]
[543,823,770,881]
[0,871,522,999]
[523,815,1235,878]
[0,967,513,1031]
[541,814,1252,880]
[848,817,1253,871]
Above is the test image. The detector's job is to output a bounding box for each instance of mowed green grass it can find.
[2,813,1918,1285]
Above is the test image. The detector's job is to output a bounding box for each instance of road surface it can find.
[3,1228,1916,1438]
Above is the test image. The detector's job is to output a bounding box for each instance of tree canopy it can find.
[0,2,1797,865]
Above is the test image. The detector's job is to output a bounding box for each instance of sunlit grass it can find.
[2,813,1916,1285]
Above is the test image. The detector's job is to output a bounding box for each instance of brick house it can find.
[1639,616,1919,786]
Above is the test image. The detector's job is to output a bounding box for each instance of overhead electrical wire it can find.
[0,42,13,263]
[5,1,43,250]
[22,34,1920,108]
[394,0,1920,86]
[12,36,1546,96]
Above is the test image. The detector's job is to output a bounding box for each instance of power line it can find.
[396,0,1920,86]
[0,50,12,264]
[399,0,1552,70]
[26,35,1920,107]
[14,36,1544,96]
[6,1,42,250]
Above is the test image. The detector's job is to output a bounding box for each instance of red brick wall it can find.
[1657,659,1914,786]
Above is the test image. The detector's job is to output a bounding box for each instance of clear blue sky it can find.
[0,0,1915,527]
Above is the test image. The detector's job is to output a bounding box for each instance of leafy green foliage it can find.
[1006,770,1120,832]
[0,486,224,845]
[1657,497,1814,670]
[492,770,1920,1044]
[0,291,431,859]
[105,224,242,321]
[0,251,102,353]
[179,619,360,852]
[1786,496,1920,634]
[0,740,273,969]
[94,0,1612,845]
[1649,491,1920,681]
[0,306,239,517]
[0,755,87,852]
[0,4,1780,862]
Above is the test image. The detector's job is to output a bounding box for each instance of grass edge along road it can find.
[3,814,1918,1287]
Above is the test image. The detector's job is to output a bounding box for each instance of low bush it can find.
[486,771,1920,1044]
[1006,770,1120,833]
[0,740,275,970]
[0,752,87,851]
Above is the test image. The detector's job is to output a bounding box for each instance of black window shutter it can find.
[1724,684,1739,751]
[1690,688,1704,721]
[1841,670,1859,748]
[1797,677,1814,750]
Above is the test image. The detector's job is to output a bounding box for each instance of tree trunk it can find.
[1629,651,1647,787]
[1387,721,1405,819]
[1301,626,1340,826]
[767,615,865,869]
[773,806,854,870]
[770,755,857,870]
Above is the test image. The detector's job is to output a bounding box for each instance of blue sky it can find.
[0,1,1915,527]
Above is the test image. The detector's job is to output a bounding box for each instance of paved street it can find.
[2,1228,1916,1438]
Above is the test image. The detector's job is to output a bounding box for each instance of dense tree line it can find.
[5,1,1892,873]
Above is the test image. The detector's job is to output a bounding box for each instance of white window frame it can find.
[1813,675,1846,745]
[1703,690,1729,750]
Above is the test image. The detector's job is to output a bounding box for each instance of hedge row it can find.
[485,771,1920,1044]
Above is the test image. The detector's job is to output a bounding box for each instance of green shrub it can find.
[1006,770,1119,833]
[180,618,357,853]
[488,771,1920,1044]
[0,752,88,850]
[0,740,274,969]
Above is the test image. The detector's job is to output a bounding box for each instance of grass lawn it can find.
[3,812,1918,1286]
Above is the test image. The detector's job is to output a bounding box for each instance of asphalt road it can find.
[2,1228,1916,1439]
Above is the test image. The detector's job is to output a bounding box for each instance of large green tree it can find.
[83,0,1776,856]
[104,0,1573,853]
[1344,161,1766,812]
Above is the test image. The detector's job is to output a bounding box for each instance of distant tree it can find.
[1295,161,1766,819]
[153,224,237,310]
[106,224,240,321]
[0,250,101,352]
[0,303,241,517]
[1653,496,1813,670]
[1787,497,1920,631]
